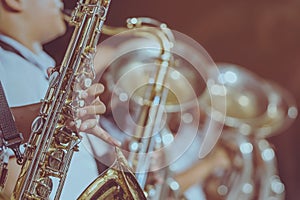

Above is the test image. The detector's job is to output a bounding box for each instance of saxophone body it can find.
[12,0,111,199]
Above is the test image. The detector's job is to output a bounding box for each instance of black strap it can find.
[0,81,23,163]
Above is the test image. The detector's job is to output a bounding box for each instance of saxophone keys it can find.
[47,149,65,171]
[35,177,53,199]
[55,126,78,146]
[31,116,45,134]
[49,71,60,87]
[83,78,92,88]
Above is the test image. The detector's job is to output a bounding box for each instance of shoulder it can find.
[0,47,24,80]
[0,46,23,64]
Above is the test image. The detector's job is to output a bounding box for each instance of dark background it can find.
[45,1,300,199]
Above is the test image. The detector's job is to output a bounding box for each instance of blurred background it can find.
[45,1,300,199]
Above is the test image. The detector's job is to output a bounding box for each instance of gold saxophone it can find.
[12,0,112,199]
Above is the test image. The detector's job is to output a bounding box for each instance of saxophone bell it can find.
[77,147,147,200]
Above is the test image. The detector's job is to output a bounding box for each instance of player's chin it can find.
[57,20,67,35]
[42,23,67,44]
[52,22,67,39]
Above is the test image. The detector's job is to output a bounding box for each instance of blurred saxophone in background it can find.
[12,0,112,199]
[81,16,232,200]
[77,17,177,199]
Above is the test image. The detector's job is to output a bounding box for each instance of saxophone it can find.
[12,0,112,199]
[77,18,176,199]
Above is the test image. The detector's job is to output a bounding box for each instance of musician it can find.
[0,0,120,198]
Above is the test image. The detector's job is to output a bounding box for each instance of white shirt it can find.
[0,35,100,199]
[0,35,53,107]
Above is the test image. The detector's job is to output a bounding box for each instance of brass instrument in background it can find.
[12,0,112,199]
[87,17,223,199]
[199,63,298,139]
[203,134,286,200]
[77,17,177,199]
[200,63,298,200]
[203,132,255,200]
